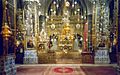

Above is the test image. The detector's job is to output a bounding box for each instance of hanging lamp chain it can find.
[2,0,11,26]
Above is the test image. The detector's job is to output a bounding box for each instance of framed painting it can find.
[26,36,35,50]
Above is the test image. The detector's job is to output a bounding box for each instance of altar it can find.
[38,50,82,64]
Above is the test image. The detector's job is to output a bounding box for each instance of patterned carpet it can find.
[17,65,116,75]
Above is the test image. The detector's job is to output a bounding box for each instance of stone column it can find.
[87,14,92,51]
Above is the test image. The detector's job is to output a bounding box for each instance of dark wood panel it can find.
[81,52,94,64]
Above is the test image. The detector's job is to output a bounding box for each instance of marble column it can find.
[87,14,92,51]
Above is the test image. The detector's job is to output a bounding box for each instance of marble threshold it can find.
[16,64,117,68]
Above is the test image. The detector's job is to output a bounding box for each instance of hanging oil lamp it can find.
[1,0,12,56]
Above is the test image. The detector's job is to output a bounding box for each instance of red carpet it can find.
[53,67,74,73]
[17,65,116,75]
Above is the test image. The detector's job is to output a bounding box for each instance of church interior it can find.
[0,0,120,75]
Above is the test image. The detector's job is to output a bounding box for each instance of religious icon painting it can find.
[26,36,35,50]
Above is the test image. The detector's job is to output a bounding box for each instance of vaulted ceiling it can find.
[38,0,92,15]
[22,0,113,15]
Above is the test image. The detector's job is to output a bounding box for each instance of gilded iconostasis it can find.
[17,0,116,52]
[1,0,119,64]
[14,0,118,64]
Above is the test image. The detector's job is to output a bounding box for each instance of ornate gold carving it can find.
[1,23,12,40]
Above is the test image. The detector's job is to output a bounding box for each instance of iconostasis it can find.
[19,0,117,53]
[19,0,87,52]
[14,0,119,64]
[46,0,86,52]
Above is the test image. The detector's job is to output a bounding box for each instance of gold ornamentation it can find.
[1,23,12,40]
[51,24,55,29]
[76,24,80,29]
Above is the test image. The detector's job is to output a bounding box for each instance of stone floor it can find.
[17,64,117,75]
